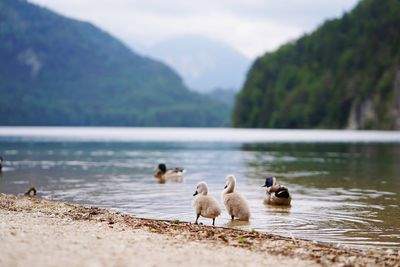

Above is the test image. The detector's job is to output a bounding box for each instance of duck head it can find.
[193,181,208,196]
[262,176,276,188]
[154,163,167,173]
[224,175,236,193]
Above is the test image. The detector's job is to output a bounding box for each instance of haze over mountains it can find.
[0,0,230,126]
[141,35,251,93]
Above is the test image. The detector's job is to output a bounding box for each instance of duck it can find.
[192,181,221,226]
[24,186,37,196]
[0,156,3,172]
[153,163,185,183]
[262,176,292,206]
[222,175,250,221]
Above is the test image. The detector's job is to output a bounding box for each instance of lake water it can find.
[1,127,400,250]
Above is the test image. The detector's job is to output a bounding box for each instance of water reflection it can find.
[0,140,399,249]
[155,177,184,184]
[264,204,292,215]
[242,143,400,248]
[224,219,251,229]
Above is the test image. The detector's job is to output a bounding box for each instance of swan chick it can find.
[222,175,250,221]
[192,181,221,226]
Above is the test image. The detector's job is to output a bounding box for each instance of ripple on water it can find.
[1,139,399,250]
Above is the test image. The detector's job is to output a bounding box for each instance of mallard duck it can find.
[0,156,3,172]
[153,163,185,183]
[262,176,291,206]
[24,186,37,196]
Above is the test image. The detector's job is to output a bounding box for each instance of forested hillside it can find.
[0,0,229,126]
[233,0,400,129]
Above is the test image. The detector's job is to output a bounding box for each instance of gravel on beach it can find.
[0,193,399,267]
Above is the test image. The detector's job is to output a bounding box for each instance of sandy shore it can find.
[0,193,399,267]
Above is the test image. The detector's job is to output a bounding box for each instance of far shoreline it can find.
[1,126,400,143]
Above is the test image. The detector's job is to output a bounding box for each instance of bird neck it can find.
[225,180,235,194]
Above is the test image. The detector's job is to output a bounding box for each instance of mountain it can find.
[233,0,400,130]
[0,0,229,127]
[142,35,251,93]
[205,88,236,108]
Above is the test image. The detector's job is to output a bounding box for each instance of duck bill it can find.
[224,185,227,189]
[193,191,198,196]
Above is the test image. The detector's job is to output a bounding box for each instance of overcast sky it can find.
[29,0,359,58]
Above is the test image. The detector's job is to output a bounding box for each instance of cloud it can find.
[29,0,359,58]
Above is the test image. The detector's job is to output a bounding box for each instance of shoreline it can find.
[1,193,399,266]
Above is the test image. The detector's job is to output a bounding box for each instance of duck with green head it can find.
[262,176,292,206]
[0,156,3,172]
[154,163,185,183]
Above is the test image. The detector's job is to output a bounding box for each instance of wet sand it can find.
[0,193,399,267]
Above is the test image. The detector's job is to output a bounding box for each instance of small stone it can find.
[386,249,394,255]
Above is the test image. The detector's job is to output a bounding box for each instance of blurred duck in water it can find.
[262,176,292,206]
[24,186,37,196]
[154,163,185,183]
[0,156,3,172]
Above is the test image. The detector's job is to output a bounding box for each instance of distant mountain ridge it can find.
[233,0,400,129]
[0,0,229,126]
[143,35,251,93]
